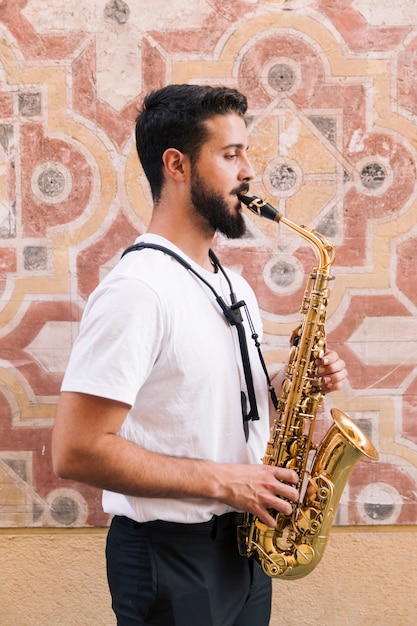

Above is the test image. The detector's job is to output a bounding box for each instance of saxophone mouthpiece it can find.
[237,194,282,223]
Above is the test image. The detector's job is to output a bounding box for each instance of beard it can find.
[190,168,248,239]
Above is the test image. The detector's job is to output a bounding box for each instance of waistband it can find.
[112,511,246,536]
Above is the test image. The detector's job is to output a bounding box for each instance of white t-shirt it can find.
[61,234,270,523]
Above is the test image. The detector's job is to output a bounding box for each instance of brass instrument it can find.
[237,194,379,580]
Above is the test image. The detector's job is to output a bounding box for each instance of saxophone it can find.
[237,194,379,580]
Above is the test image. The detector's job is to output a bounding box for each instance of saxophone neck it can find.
[238,194,335,271]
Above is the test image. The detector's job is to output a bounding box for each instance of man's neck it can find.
[146,206,216,272]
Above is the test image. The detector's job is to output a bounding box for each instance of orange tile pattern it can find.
[0,0,416,527]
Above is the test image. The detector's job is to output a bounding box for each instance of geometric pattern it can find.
[0,0,417,527]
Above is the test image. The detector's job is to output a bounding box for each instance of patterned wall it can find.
[0,0,416,528]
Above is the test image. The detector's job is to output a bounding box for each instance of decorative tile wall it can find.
[0,0,416,527]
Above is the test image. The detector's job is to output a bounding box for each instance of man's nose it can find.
[239,155,255,181]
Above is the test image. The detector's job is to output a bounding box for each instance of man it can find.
[52,84,347,625]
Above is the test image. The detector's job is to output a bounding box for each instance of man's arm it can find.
[52,391,298,527]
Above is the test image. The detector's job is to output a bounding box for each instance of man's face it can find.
[189,114,255,239]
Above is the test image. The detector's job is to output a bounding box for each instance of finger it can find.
[319,357,346,376]
[259,487,299,525]
[275,482,299,503]
[273,467,298,485]
[257,508,281,527]
[256,497,293,526]
[322,379,345,393]
[323,365,348,390]
[321,349,337,366]
[324,368,347,383]
[306,480,317,501]
[272,496,294,517]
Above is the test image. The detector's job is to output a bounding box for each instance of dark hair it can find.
[135,84,248,201]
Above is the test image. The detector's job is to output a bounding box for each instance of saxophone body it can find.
[237,194,379,580]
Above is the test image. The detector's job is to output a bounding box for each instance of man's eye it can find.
[225,154,238,160]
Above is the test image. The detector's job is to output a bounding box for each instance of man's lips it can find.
[232,184,249,198]
[239,184,250,195]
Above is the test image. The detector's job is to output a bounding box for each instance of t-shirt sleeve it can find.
[61,274,164,406]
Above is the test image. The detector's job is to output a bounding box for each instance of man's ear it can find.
[162,148,189,182]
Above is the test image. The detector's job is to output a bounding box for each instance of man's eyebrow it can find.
[222,143,249,151]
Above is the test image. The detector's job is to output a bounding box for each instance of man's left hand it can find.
[318,349,347,393]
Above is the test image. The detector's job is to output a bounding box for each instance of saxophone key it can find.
[293,506,323,536]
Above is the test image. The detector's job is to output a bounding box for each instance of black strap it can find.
[121,242,277,437]
[209,249,278,414]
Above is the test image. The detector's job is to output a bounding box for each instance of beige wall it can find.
[0,527,415,626]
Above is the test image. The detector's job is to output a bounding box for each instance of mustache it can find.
[231,183,250,196]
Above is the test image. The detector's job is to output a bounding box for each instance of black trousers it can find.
[106,513,272,626]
